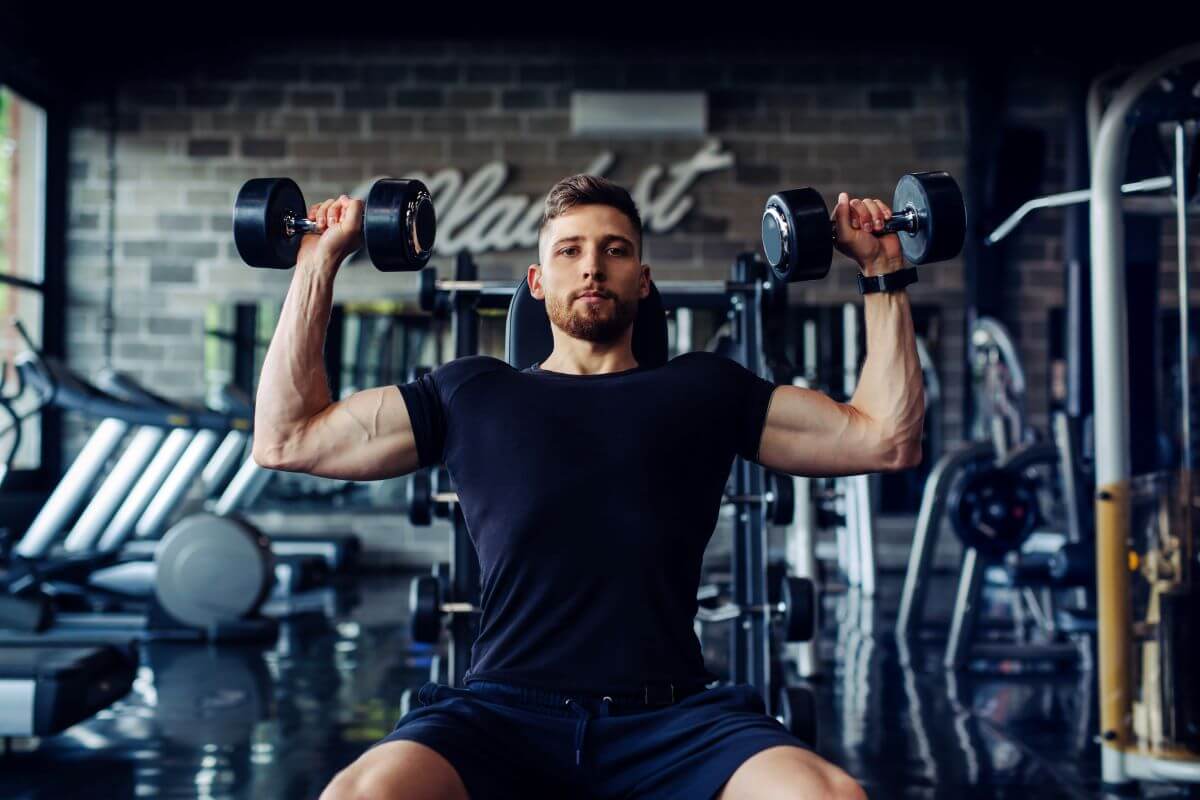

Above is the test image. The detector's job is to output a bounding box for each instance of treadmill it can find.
[110,378,360,573]
[0,352,137,736]
[1,349,278,644]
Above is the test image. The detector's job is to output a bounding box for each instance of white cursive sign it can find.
[349,139,734,257]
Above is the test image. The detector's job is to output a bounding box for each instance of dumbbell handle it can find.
[282,211,350,238]
[826,204,921,240]
[725,491,778,505]
[696,601,785,623]
[281,191,433,239]
[439,602,479,614]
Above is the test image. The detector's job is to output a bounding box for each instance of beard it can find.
[545,290,639,343]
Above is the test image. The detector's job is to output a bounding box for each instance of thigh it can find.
[320,740,467,800]
[716,745,865,800]
[589,683,809,800]
[367,683,573,799]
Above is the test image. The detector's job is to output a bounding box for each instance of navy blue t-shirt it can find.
[397,352,778,695]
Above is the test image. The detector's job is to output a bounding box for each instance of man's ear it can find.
[528,265,543,300]
[640,263,651,299]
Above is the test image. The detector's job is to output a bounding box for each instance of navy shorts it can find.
[374,680,808,799]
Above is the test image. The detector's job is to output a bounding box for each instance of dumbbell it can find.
[695,574,816,642]
[760,171,966,282]
[406,467,455,527]
[234,177,437,271]
[724,471,796,526]
[410,574,479,644]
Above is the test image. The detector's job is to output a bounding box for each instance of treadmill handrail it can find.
[14,352,248,433]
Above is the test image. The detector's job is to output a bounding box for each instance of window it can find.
[0,85,48,474]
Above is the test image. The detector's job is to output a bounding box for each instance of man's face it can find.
[532,204,649,344]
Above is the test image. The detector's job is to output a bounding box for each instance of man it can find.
[255,174,920,799]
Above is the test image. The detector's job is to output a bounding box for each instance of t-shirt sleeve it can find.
[396,370,446,469]
[395,356,507,469]
[733,362,779,462]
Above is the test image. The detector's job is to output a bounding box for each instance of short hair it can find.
[538,174,643,261]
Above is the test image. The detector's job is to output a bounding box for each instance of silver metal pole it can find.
[15,419,129,558]
[1176,124,1191,476]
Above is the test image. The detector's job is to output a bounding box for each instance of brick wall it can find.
[60,38,1198,487]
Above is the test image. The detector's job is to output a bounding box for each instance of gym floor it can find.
[0,569,1153,800]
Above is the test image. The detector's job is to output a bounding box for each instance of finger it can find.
[866,198,887,231]
[832,192,854,240]
[318,199,336,229]
[849,199,868,231]
[329,200,343,227]
[342,198,364,231]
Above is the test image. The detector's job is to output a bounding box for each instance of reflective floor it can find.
[1,571,1196,799]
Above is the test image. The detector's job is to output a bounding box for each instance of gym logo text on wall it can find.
[348,140,734,256]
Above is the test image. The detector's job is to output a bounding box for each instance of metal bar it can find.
[943,547,985,670]
[15,418,129,558]
[63,427,166,552]
[1177,122,1193,585]
[0,273,44,292]
[96,429,195,551]
[986,176,1173,245]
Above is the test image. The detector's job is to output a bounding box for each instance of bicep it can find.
[291,385,421,481]
[755,385,887,477]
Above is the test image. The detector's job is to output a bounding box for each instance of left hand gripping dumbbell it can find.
[761,171,966,282]
[234,176,437,271]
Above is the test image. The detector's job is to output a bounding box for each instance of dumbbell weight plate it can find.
[777,686,818,744]
[234,178,307,269]
[767,472,796,526]
[433,467,453,519]
[364,179,437,272]
[418,268,438,312]
[893,171,966,266]
[761,187,833,284]
[780,575,816,642]
[407,469,433,527]
[409,575,443,644]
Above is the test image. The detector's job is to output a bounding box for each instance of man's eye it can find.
[558,247,577,256]
[607,248,626,256]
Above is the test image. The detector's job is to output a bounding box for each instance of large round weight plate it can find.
[778,686,818,744]
[155,514,275,629]
[781,575,816,642]
[761,188,833,283]
[407,470,432,527]
[947,464,1040,558]
[364,179,437,272]
[410,575,442,644]
[893,172,966,266]
[767,472,796,526]
[233,178,307,269]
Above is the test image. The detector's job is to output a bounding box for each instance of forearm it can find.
[848,261,925,466]
[254,255,339,457]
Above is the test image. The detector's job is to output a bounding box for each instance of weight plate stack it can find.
[233,178,307,269]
